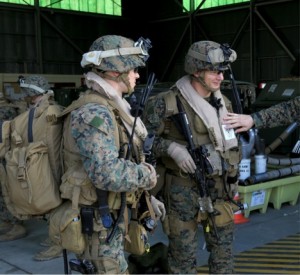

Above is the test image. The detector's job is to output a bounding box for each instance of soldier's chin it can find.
[210,88,219,93]
[126,88,134,95]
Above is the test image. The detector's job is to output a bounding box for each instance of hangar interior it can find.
[0,0,298,83]
[0,2,299,273]
[1,0,299,150]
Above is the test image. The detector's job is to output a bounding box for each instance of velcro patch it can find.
[90,116,104,128]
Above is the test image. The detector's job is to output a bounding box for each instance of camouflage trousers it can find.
[78,219,128,274]
[164,176,234,274]
[0,185,20,224]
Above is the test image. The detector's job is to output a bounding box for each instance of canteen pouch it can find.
[212,201,234,227]
[49,201,86,254]
[124,220,149,256]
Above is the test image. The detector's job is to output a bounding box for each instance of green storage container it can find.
[238,175,300,217]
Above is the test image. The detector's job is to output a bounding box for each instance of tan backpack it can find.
[0,95,63,220]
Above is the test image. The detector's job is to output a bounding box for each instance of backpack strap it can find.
[0,121,3,143]
[145,191,156,222]
[17,147,27,183]
[28,108,35,143]
[0,121,12,158]
[59,93,109,118]
[162,88,179,117]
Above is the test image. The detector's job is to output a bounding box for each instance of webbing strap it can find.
[0,121,2,143]
[28,108,35,143]
[145,191,156,221]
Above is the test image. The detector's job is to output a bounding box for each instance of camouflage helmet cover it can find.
[81,35,151,73]
[19,75,51,97]
[184,40,237,74]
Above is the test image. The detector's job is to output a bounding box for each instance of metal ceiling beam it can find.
[158,0,297,82]
[161,18,191,81]
[254,7,296,62]
[40,12,84,55]
[34,0,43,73]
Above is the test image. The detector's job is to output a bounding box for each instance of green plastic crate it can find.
[238,175,300,218]
[238,182,273,218]
[269,175,300,209]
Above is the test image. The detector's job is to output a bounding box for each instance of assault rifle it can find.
[173,96,220,238]
[106,72,157,243]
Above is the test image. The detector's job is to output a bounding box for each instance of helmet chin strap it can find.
[193,72,218,94]
[119,73,134,94]
[97,70,133,94]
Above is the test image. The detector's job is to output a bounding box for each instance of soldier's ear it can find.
[193,70,204,78]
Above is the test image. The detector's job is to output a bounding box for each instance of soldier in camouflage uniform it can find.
[143,41,241,274]
[0,75,64,261]
[15,75,65,261]
[224,96,300,132]
[61,35,164,274]
[0,91,19,120]
[0,91,26,241]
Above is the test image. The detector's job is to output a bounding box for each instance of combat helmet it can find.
[184,41,237,74]
[81,35,151,73]
[19,75,51,97]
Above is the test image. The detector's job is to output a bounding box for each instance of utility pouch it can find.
[81,207,94,236]
[124,220,150,256]
[212,201,234,227]
[48,201,86,254]
[124,200,151,256]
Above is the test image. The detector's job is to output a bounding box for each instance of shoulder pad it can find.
[222,94,233,111]
[160,88,179,117]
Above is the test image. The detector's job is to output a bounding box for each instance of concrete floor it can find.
[0,198,299,274]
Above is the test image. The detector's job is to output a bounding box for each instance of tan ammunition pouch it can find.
[210,200,235,227]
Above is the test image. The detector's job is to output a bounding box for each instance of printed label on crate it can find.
[250,190,266,207]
